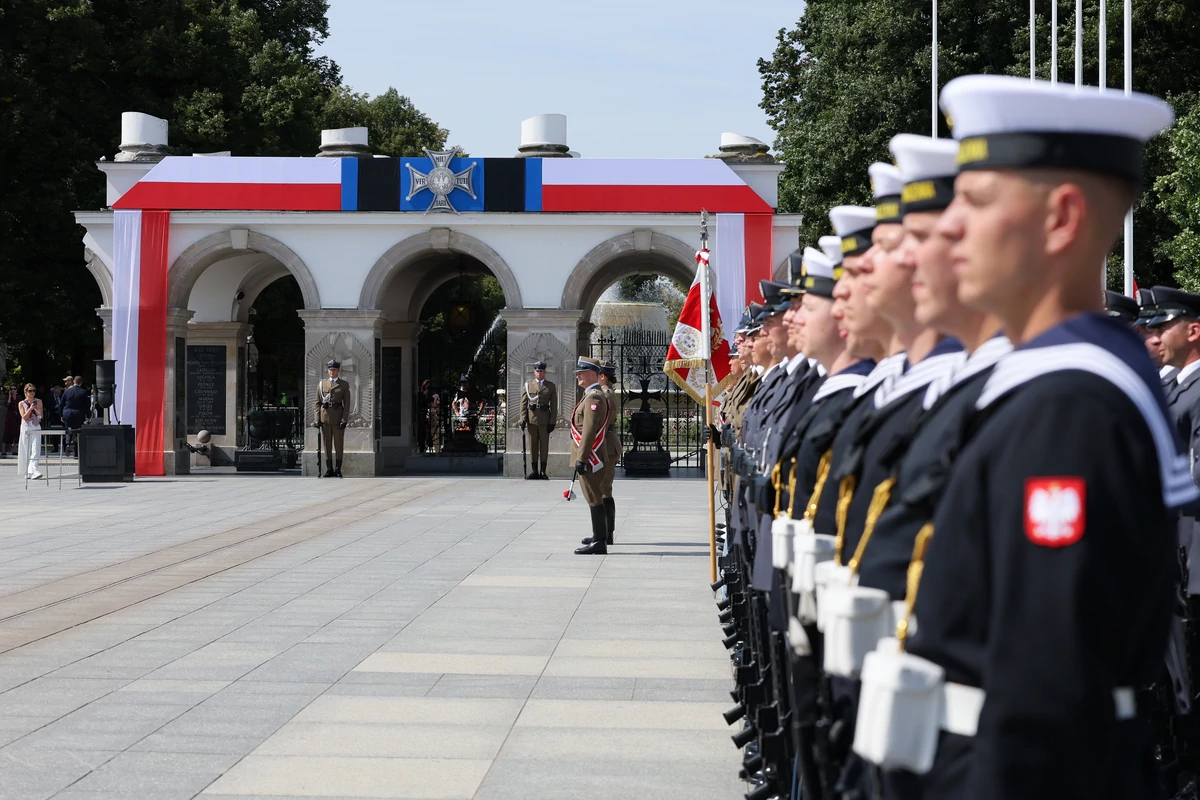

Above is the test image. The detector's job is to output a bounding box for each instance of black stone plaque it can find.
[187,344,226,435]
[381,346,403,437]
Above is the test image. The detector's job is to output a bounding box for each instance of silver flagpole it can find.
[699,210,717,583]
[1123,0,1134,297]
[1075,0,1083,87]
[933,0,939,134]
[1052,0,1058,83]
[1101,0,1108,291]
[1030,0,1035,79]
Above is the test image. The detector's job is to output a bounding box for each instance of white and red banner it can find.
[539,159,772,213]
[113,157,344,211]
[112,209,171,476]
[713,212,774,346]
[664,249,734,405]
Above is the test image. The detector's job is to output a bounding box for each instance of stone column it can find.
[380,320,421,472]
[95,307,113,359]
[185,321,252,467]
[298,309,384,477]
[499,308,584,478]
[163,308,195,475]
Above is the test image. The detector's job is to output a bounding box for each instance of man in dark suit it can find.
[61,376,90,454]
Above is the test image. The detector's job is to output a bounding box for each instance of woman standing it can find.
[2,387,19,457]
[17,384,43,480]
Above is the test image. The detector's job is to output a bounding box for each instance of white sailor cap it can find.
[830,206,876,257]
[940,74,1175,185]
[800,247,838,299]
[818,235,843,267]
[889,134,960,215]
[869,162,904,224]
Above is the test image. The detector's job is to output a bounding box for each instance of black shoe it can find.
[574,539,608,555]
[527,471,540,480]
[580,537,594,545]
[538,473,550,480]
[335,468,343,478]
[323,467,335,478]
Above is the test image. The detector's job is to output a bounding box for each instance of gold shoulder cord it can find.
[845,476,897,576]
[803,450,833,522]
[771,463,784,519]
[896,522,934,649]
[783,460,800,518]
[833,474,857,565]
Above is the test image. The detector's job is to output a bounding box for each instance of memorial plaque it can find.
[381,346,403,436]
[187,344,226,435]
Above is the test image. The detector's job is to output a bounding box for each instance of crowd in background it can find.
[1,375,96,458]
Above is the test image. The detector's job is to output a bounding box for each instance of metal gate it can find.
[589,328,705,469]
[416,319,507,455]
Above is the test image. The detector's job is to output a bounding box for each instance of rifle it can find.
[313,419,323,478]
[522,423,528,478]
[563,464,578,501]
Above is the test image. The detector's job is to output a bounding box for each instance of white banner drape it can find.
[111,209,142,427]
[713,213,745,345]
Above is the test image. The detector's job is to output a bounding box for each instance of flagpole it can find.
[1031,0,1037,80]
[932,0,938,135]
[1123,0,1134,297]
[699,210,717,584]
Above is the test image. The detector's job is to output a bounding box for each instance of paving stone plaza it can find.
[0,474,740,799]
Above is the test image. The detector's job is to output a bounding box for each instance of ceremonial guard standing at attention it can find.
[570,358,611,555]
[313,359,350,478]
[520,361,557,480]
[581,360,620,547]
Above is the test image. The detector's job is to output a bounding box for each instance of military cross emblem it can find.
[405,147,477,215]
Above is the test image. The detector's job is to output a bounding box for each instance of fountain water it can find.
[466,315,506,377]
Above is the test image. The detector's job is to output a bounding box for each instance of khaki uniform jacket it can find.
[569,384,609,471]
[726,371,761,435]
[599,383,621,464]
[314,378,351,425]
[520,379,557,426]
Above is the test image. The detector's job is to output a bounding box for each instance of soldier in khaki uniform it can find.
[519,361,557,479]
[312,359,350,477]
[570,358,611,555]
[582,360,621,547]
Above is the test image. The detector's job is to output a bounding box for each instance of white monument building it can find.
[74,112,799,477]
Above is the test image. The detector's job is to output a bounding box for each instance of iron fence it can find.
[589,328,705,469]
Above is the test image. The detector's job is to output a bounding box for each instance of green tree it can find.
[1156,96,1200,290]
[321,87,447,156]
[0,0,447,390]
[759,0,1200,290]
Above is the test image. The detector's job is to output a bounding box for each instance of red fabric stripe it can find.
[743,213,773,302]
[114,182,341,211]
[541,184,772,213]
[135,211,170,476]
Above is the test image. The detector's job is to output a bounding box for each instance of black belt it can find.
[530,403,549,410]
[321,402,343,409]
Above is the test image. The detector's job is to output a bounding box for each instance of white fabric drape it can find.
[714,213,745,346]
[111,209,142,427]
[17,422,40,478]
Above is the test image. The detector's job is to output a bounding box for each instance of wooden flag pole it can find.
[699,210,718,584]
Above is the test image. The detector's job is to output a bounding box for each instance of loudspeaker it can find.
[94,359,116,410]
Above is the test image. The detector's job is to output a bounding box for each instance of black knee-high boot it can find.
[574,506,608,554]
[603,497,615,545]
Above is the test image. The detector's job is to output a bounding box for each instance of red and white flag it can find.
[664,248,733,405]
[112,209,171,476]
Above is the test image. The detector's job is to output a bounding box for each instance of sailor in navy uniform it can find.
[894,75,1184,800]
[839,134,1012,799]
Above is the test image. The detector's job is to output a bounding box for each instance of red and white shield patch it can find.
[1024,477,1085,547]
[590,403,598,411]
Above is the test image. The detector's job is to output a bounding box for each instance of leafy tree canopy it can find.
[759,0,1200,291]
[0,0,447,389]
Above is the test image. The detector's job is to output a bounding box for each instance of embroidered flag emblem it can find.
[590,403,598,411]
[1025,477,1085,547]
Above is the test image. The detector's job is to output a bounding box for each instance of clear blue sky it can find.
[316,0,802,158]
